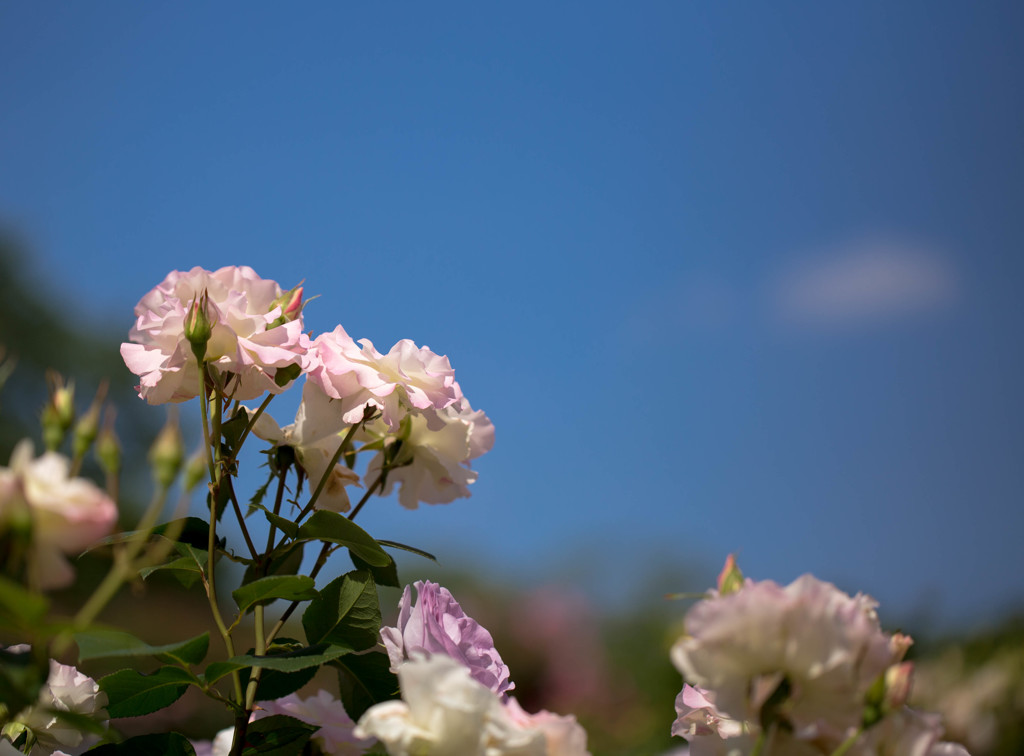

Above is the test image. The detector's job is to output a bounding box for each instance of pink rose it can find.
[305,327,461,429]
[381,581,513,698]
[121,266,307,404]
[362,399,494,509]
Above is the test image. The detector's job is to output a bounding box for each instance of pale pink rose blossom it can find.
[247,382,361,513]
[255,690,371,755]
[4,441,117,590]
[847,707,963,756]
[502,697,591,756]
[4,647,108,755]
[671,574,902,741]
[305,328,461,429]
[363,400,494,509]
[671,685,743,741]
[121,266,307,404]
[381,581,513,698]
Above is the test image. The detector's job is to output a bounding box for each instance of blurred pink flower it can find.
[121,266,307,404]
[503,696,591,756]
[1,441,117,589]
[381,581,513,697]
[506,587,613,716]
[850,708,967,756]
[671,574,901,740]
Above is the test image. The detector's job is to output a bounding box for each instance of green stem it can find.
[53,486,169,655]
[263,475,384,648]
[226,476,260,561]
[199,365,242,706]
[264,466,290,555]
[347,473,383,521]
[750,728,769,756]
[298,406,375,520]
[230,393,275,464]
[244,603,267,710]
[828,728,864,756]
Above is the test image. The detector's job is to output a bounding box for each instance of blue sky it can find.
[2,2,1023,630]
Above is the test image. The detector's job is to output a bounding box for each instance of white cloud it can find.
[771,239,959,328]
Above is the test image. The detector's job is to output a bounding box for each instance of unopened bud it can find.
[41,372,75,451]
[884,662,914,711]
[72,382,107,460]
[183,445,208,492]
[95,410,122,477]
[268,283,304,328]
[716,554,744,596]
[185,290,214,363]
[149,411,185,489]
[889,632,913,663]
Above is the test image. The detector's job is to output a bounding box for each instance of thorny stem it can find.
[297,405,377,521]
[198,366,243,713]
[264,465,290,555]
[263,474,385,648]
[231,393,275,463]
[347,473,383,521]
[226,476,259,561]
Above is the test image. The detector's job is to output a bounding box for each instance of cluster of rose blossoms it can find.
[191,581,589,756]
[0,264,971,756]
[669,557,970,756]
[120,264,494,511]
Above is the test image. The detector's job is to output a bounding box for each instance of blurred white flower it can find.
[355,656,544,756]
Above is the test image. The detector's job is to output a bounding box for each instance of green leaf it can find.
[243,543,304,585]
[246,469,275,517]
[302,570,380,650]
[99,666,196,718]
[253,503,298,539]
[51,708,111,738]
[220,409,249,456]
[203,643,353,684]
[92,517,218,551]
[351,550,399,588]
[138,542,209,588]
[86,732,196,756]
[294,510,389,566]
[0,575,49,628]
[331,651,399,720]
[377,539,438,562]
[232,575,317,614]
[75,630,210,667]
[240,714,316,756]
[237,639,318,702]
